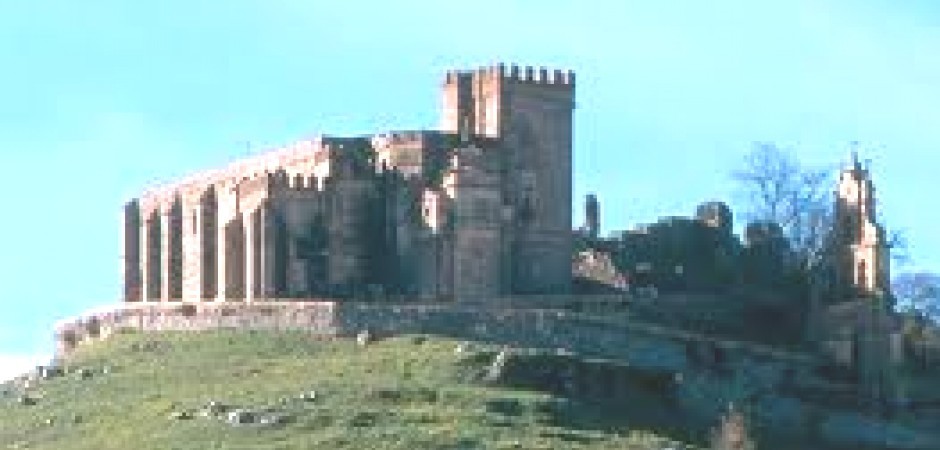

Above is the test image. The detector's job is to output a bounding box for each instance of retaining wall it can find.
[54,299,814,373]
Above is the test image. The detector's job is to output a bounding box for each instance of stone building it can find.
[830,153,891,299]
[809,153,894,330]
[809,153,902,404]
[583,193,600,240]
[121,64,575,302]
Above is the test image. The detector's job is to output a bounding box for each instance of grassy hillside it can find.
[0,330,699,450]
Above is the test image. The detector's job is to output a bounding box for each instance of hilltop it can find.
[0,330,699,450]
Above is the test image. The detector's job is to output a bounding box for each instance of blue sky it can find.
[1,0,939,377]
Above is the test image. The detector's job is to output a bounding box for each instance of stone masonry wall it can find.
[55,297,814,374]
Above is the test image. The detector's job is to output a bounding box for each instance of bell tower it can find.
[832,152,890,298]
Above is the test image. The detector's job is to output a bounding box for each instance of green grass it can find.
[0,330,697,450]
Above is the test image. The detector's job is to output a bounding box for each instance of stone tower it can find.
[441,64,575,294]
[443,139,504,299]
[584,194,600,240]
[832,152,890,298]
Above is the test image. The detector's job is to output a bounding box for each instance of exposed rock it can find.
[573,249,629,292]
[38,365,62,380]
[299,390,317,402]
[226,409,255,426]
[484,348,512,383]
[258,412,289,427]
[169,411,193,421]
[356,330,373,347]
[201,400,226,417]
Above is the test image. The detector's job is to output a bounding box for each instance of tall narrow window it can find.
[858,260,868,291]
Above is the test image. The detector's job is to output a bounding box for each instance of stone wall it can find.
[54,301,340,355]
[54,297,814,374]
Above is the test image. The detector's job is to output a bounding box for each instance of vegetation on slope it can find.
[0,330,698,450]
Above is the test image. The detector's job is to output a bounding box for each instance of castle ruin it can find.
[121,64,575,302]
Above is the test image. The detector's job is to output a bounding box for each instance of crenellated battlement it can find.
[290,173,322,191]
[443,63,575,87]
[265,170,323,192]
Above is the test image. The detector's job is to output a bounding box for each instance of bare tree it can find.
[734,143,910,273]
[893,272,940,320]
[732,143,833,272]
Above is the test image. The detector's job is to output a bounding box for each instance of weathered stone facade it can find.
[121,64,575,302]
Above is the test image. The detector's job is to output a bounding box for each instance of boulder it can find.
[299,390,317,402]
[226,409,255,426]
[258,413,289,427]
[356,330,373,347]
[169,411,193,421]
[484,349,512,383]
[201,400,226,417]
[38,365,62,380]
